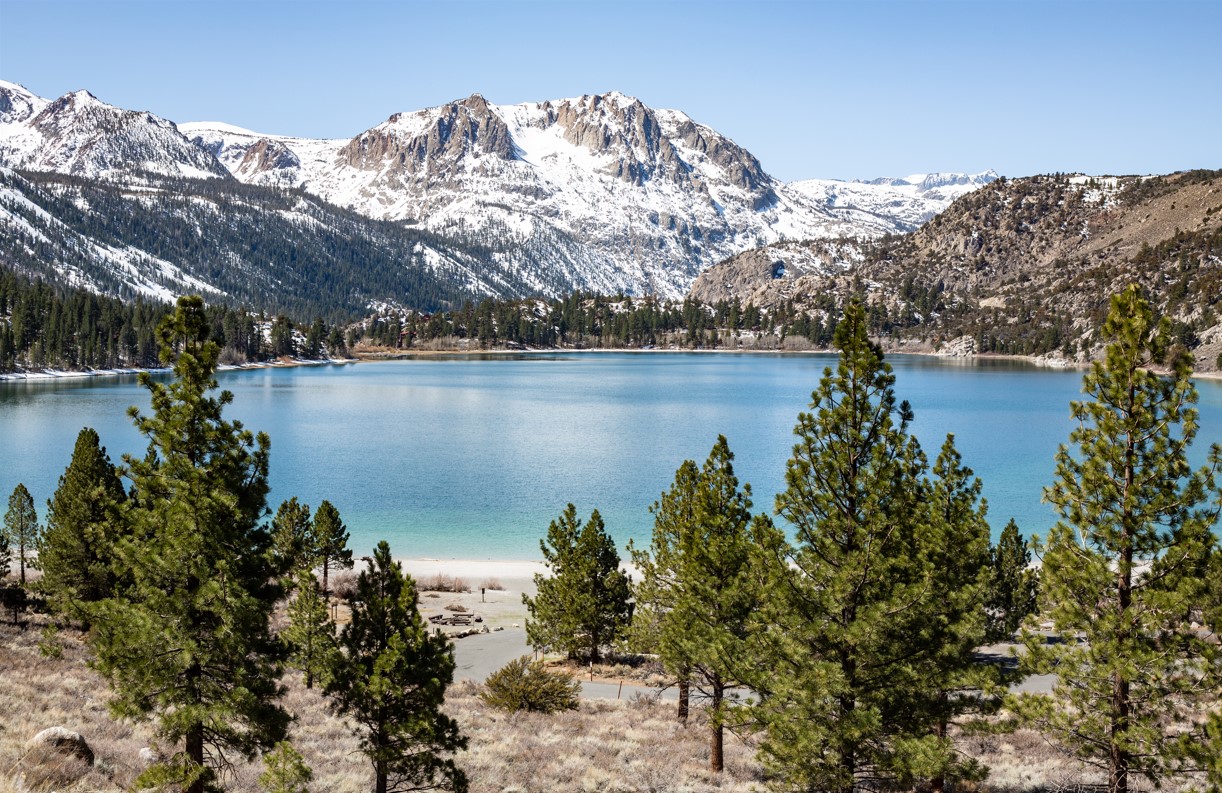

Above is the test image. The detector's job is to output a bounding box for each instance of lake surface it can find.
[3,353,1220,560]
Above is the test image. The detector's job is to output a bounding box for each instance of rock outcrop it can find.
[25,726,95,766]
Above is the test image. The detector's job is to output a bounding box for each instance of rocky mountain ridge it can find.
[0,80,993,303]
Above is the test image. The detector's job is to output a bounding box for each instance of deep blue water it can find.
[2,353,1219,559]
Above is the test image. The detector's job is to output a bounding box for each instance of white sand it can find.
[400,557,547,597]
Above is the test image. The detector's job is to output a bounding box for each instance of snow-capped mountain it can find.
[788,171,999,232]
[0,81,996,304]
[0,81,227,180]
[181,92,995,298]
[181,92,866,297]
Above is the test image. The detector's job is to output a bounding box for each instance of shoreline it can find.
[0,356,358,383]
[5,346,1220,383]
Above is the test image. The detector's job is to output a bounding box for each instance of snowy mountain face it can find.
[0,81,228,180]
[789,171,999,232]
[1,82,996,304]
[182,92,991,299]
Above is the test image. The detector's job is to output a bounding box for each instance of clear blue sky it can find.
[1,0,1218,182]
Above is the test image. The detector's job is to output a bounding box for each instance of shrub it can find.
[481,656,580,714]
[417,573,470,593]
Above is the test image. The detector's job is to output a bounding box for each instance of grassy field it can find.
[1,607,1204,793]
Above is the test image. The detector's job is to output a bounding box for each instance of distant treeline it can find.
[0,269,344,374]
[360,292,846,350]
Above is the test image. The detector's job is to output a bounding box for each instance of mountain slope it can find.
[1,82,996,307]
[182,91,995,299]
[0,168,515,318]
[788,171,999,232]
[691,170,1222,369]
[0,81,228,180]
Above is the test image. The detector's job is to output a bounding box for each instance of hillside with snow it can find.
[0,81,996,306]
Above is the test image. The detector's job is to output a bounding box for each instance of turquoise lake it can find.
[2,353,1220,560]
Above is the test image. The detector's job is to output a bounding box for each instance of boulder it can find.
[26,726,94,765]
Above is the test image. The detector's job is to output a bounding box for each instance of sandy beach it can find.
[397,557,545,630]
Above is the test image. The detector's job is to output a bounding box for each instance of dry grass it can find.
[0,613,1208,793]
[417,574,471,594]
[479,577,505,592]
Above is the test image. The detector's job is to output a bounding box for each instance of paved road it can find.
[450,630,1056,700]
[450,628,675,701]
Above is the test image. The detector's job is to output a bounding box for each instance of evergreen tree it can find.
[915,436,994,791]
[282,569,338,690]
[271,497,314,578]
[749,299,967,792]
[258,742,312,793]
[4,483,40,586]
[631,436,767,772]
[1016,285,1221,793]
[326,541,467,793]
[36,427,127,628]
[0,510,11,580]
[311,500,352,598]
[88,296,288,793]
[523,504,631,663]
[985,519,1038,642]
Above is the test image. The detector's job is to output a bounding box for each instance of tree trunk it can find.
[185,723,205,793]
[839,648,857,793]
[678,678,689,724]
[931,698,948,793]
[1111,539,1132,793]
[1111,436,1134,793]
[376,757,387,793]
[710,678,724,773]
[322,559,329,599]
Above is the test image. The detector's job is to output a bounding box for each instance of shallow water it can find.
[2,353,1219,559]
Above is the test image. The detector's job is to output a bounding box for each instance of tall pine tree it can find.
[271,497,313,579]
[88,295,288,793]
[750,299,982,792]
[37,427,127,629]
[985,519,1038,642]
[914,436,994,791]
[4,483,39,586]
[631,436,768,772]
[1016,285,1221,793]
[327,541,467,793]
[311,499,352,598]
[282,568,338,690]
[524,504,631,663]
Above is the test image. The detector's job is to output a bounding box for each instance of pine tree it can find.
[985,519,1038,642]
[0,512,11,580]
[631,436,767,772]
[258,742,312,793]
[750,299,969,792]
[88,295,288,793]
[915,436,994,791]
[523,504,631,663]
[36,427,127,628]
[326,541,467,793]
[1016,285,1221,793]
[283,569,338,690]
[4,483,40,586]
[271,497,313,578]
[311,500,352,598]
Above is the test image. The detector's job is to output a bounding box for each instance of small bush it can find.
[328,570,359,602]
[481,656,581,714]
[480,577,505,591]
[417,573,470,593]
[259,741,312,793]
